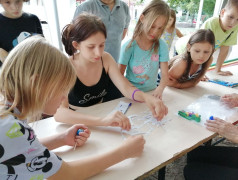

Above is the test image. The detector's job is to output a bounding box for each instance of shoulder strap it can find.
[225,31,234,41]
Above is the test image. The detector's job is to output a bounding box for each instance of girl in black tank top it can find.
[57,13,168,129]
[68,58,110,107]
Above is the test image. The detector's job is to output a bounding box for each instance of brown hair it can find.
[62,13,107,56]
[170,29,215,83]
[127,0,170,54]
[169,9,176,30]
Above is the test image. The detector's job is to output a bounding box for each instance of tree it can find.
[168,0,215,18]
[126,0,145,6]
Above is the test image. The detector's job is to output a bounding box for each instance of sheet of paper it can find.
[121,111,171,137]
[112,101,132,114]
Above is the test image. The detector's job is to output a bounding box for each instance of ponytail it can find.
[62,24,76,56]
[61,13,107,57]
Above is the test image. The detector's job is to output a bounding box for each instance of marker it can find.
[74,129,84,151]
[76,129,84,135]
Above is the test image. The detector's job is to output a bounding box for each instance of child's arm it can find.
[175,28,183,38]
[0,48,8,63]
[153,62,168,99]
[168,57,213,88]
[106,53,168,120]
[118,64,127,75]
[168,59,186,88]
[215,45,232,76]
[168,60,200,88]
[40,124,90,150]
[48,135,145,180]
[54,99,131,131]
[118,40,131,75]
[171,78,199,89]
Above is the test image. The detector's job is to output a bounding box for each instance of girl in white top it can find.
[0,36,145,180]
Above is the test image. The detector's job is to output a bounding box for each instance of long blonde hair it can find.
[0,36,76,121]
[127,0,170,54]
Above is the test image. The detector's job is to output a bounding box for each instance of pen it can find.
[124,103,132,114]
[74,129,84,151]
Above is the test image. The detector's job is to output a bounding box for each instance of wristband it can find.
[132,89,142,103]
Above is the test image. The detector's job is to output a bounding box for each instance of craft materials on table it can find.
[208,79,238,88]
[178,110,201,122]
[178,94,236,126]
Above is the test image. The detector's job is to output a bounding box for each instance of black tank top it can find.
[68,59,110,107]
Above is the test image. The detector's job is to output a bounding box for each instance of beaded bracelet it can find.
[132,89,142,103]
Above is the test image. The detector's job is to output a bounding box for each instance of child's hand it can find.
[102,111,131,131]
[200,75,209,81]
[217,70,233,76]
[221,93,238,108]
[120,135,145,158]
[152,87,163,99]
[63,124,90,147]
[0,48,8,62]
[144,94,168,121]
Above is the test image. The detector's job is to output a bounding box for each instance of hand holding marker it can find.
[74,129,84,151]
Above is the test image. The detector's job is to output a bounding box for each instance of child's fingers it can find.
[75,138,87,147]
[76,135,88,142]
[217,71,233,76]
[123,116,131,131]
[154,103,166,121]
[76,132,90,138]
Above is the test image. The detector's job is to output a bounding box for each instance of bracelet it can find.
[132,89,142,103]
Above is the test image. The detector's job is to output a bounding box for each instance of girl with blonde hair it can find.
[0,36,145,180]
[118,0,170,99]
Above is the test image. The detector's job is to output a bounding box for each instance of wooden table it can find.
[31,82,238,180]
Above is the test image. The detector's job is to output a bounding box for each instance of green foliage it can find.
[168,0,215,17]
[130,0,145,6]
[203,0,215,16]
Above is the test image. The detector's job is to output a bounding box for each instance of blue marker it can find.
[209,116,214,120]
[74,129,84,150]
[76,129,84,135]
